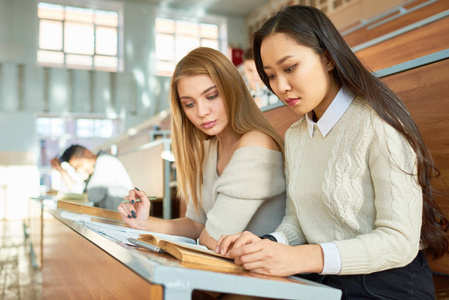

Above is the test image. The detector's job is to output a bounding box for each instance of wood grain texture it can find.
[41,211,163,299]
[344,0,449,47]
[355,16,449,71]
[381,58,449,274]
[263,105,302,140]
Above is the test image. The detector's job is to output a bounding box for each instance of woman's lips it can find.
[285,98,300,106]
[201,120,217,129]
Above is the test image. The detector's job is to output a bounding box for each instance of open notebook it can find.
[136,234,243,270]
[59,206,242,270]
[60,210,196,246]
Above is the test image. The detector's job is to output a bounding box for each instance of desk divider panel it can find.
[118,141,165,200]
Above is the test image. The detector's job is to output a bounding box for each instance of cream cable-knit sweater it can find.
[276,97,422,275]
[186,138,286,240]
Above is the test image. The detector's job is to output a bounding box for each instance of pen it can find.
[127,238,163,253]
[122,196,158,203]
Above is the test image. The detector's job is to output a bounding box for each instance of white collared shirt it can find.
[272,87,355,275]
[305,87,355,138]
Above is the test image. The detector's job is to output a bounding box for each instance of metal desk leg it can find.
[162,140,172,220]
[163,280,192,300]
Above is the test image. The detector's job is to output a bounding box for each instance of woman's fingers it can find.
[117,204,133,221]
[216,233,241,254]
[228,231,261,254]
[228,238,265,259]
[134,188,153,208]
[128,189,138,204]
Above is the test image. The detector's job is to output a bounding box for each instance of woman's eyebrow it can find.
[263,55,294,70]
[180,85,216,101]
[201,85,216,95]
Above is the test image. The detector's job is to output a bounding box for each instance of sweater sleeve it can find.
[274,124,307,245]
[335,117,422,274]
[185,196,207,224]
[205,147,285,240]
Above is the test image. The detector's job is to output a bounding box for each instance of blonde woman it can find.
[118,47,286,250]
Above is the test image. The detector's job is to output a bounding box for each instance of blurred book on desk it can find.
[56,192,89,203]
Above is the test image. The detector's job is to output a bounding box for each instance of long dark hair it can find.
[253,5,448,258]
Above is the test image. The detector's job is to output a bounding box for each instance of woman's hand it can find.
[50,158,64,172]
[216,231,261,255]
[231,242,324,276]
[117,188,152,230]
[198,229,219,251]
[218,231,325,276]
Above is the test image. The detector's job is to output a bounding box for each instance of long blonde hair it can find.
[170,47,284,210]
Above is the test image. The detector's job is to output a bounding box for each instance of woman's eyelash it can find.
[285,64,297,72]
[206,94,218,100]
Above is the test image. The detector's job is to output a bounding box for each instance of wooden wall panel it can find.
[382,59,449,274]
[344,0,449,47]
[355,17,449,71]
[263,105,302,140]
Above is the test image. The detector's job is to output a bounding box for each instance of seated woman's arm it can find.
[118,189,204,240]
[203,131,285,246]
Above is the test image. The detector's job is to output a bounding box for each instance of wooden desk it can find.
[29,200,342,299]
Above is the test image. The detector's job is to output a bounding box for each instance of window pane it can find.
[94,119,113,138]
[36,118,51,136]
[94,55,117,69]
[175,37,199,61]
[38,3,64,20]
[66,119,77,135]
[96,26,117,55]
[36,118,64,137]
[65,6,94,23]
[156,18,175,33]
[39,20,63,50]
[201,39,219,50]
[155,33,174,61]
[77,119,94,137]
[50,118,65,137]
[200,23,218,39]
[176,21,199,37]
[156,61,175,76]
[95,10,118,26]
[37,50,64,64]
[66,54,92,67]
[64,22,94,54]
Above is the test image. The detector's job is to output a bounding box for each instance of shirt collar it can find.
[305,87,355,138]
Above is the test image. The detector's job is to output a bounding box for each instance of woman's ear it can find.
[323,50,335,71]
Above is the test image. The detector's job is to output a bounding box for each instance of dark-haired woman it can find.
[217,5,448,299]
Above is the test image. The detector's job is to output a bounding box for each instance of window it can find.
[155,17,223,76]
[37,2,121,71]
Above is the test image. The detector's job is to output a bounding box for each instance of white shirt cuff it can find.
[270,232,288,244]
[319,242,341,275]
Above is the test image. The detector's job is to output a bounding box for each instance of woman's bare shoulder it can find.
[237,130,280,151]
